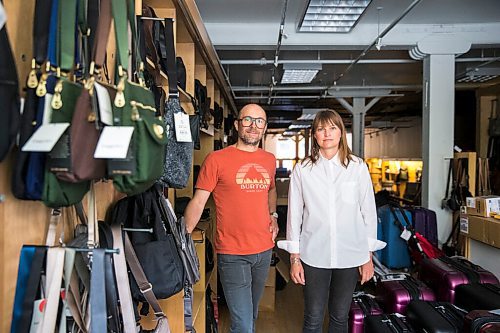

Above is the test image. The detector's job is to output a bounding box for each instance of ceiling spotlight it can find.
[375,37,383,51]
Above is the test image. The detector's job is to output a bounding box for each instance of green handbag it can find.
[106,0,167,195]
[42,169,90,208]
[109,79,167,195]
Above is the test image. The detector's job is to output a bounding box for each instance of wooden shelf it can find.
[192,291,206,327]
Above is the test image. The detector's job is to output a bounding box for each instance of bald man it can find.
[185,104,278,333]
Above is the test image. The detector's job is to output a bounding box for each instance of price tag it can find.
[94,126,134,158]
[22,123,70,152]
[460,215,469,234]
[400,228,411,241]
[174,112,192,142]
[94,82,113,125]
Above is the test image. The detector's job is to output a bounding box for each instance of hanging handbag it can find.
[158,18,194,189]
[107,0,167,195]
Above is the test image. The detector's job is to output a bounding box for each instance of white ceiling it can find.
[194,0,500,128]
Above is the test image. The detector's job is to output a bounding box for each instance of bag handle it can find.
[111,222,137,333]
[90,248,108,332]
[40,248,66,332]
[123,233,172,332]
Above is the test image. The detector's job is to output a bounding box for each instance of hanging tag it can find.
[94,83,113,125]
[22,123,70,152]
[94,126,134,159]
[174,112,192,142]
[400,228,411,241]
[460,215,469,234]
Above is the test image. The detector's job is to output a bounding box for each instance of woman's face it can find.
[314,121,342,151]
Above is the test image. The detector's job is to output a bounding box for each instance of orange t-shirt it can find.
[196,146,276,255]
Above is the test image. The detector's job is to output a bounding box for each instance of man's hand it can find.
[358,255,374,285]
[269,216,279,241]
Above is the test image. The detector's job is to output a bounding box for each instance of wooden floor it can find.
[218,280,305,333]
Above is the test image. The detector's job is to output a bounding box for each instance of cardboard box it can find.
[466,196,500,217]
[461,214,500,249]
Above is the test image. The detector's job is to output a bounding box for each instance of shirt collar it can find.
[319,151,341,166]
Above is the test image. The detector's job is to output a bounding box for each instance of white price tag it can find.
[460,215,469,234]
[174,112,192,142]
[94,82,113,125]
[21,123,70,152]
[94,126,134,158]
[400,228,411,241]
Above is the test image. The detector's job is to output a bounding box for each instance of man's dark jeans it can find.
[218,249,272,333]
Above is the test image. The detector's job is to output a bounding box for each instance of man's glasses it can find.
[238,116,267,129]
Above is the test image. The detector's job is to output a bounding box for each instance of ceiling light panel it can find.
[299,0,372,33]
[281,63,322,84]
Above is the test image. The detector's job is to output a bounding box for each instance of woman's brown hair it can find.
[303,109,354,168]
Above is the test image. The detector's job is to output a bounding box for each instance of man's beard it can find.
[239,131,262,146]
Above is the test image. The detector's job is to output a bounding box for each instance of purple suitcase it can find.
[464,310,500,333]
[411,207,438,248]
[419,257,500,303]
[376,275,436,314]
[348,294,383,333]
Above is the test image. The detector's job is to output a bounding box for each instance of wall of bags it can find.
[0,0,232,332]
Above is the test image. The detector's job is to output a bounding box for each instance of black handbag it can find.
[111,189,186,301]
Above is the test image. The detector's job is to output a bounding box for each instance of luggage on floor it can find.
[411,207,438,248]
[376,274,435,314]
[406,300,466,333]
[376,205,413,269]
[464,310,500,333]
[419,256,499,302]
[364,314,416,332]
[455,283,500,311]
[348,293,383,333]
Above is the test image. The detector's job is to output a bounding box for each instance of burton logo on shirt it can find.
[235,163,271,192]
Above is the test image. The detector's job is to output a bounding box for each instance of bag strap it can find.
[17,247,48,333]
[33,0,54,65]
[111,222,137,333]
[123,232,171,329]
[90,248,108,332]
[87,182,98,249]
[61,248,86,331]
[58,0,78,72]
[444,159,453,200]
[91,0,113,73]
[184,284,194,332]
[163,18,178,96]
[40,248,65,332]
[46,208,62,246]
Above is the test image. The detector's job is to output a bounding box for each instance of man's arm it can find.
[184,189,211,233]
[268,186,278,241]
[268,186,277,214]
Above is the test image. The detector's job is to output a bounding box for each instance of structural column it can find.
[410,35,471,244]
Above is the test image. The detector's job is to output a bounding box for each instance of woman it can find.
[278,109,385,333]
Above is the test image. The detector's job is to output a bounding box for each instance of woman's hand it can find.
[358,255,374,285]
[290,256,305,285]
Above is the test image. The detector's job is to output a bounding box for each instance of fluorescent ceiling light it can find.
[282,130,300,137]
[299,0,372,33]
[456,67,500,83]
[281,63,322,84]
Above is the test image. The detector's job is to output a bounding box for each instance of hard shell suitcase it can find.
[376,205,412,269]
[419,257,499,302]
[464,310,500,333]
[406,300,466,333]
[411,207,438,248]
[376,275,436,314]
[455,283,500,312]
[364,314,416,332]
[348,294,383,333]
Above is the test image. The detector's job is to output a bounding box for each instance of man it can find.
[185,103,279,333]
